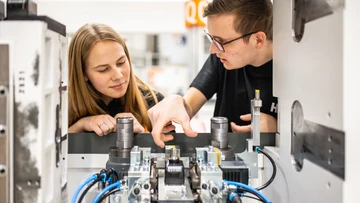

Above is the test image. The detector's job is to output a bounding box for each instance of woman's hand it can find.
[114,113,145,133]
[69,114,116,136]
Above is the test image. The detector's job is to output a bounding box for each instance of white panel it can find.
[270,0,344,203]
[0,21,67,203]
[343,0,360,202]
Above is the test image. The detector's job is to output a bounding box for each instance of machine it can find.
[0,0,68,202]
[68,91,278,203]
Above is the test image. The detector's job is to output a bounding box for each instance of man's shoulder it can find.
[140,88,164,108]
[206,54,222,66]
[253,59,273,69]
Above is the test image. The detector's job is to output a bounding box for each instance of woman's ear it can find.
[84,76,88,81]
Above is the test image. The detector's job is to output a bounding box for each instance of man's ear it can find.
[253,31,267,49]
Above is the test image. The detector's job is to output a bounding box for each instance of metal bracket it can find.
[55,104,61,168]
[292,0,344,42]
[291,101,345,179]
[15,177,41,190]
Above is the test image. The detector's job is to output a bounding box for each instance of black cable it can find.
[108,170,119,184]
[256,149,277,191]
[97,188,120,203]
[113,170,119,181]
[77,175,103,203]
[243,194,263,202]
[78,168,112,203]
[239,188,267,203]
[231,195,243,203]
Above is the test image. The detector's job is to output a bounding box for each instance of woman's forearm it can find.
[68,119,84,133]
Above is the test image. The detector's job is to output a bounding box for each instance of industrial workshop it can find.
[0,0,359,202]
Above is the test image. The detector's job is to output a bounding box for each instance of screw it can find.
[143,183,150,190]
[0,86,7,96]
[0,165,6,174]
[0,125,6,135]
[201,183,207,190]
[134,187,140,195]
[211,187,218,195]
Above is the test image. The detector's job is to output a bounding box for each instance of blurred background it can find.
[36,0,216,132]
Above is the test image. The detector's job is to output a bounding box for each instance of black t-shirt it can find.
[99,90,164,117]
[190,54,278,131]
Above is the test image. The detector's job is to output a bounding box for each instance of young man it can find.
[148,0,277,148]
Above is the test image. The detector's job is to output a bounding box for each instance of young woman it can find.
[68,23,164,136]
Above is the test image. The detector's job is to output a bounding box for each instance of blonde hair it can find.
[68,23,158,131]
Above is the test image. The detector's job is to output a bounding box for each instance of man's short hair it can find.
[204,0,273,42]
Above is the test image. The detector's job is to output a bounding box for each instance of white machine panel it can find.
[268,0,345,203]
[0,20,67,203]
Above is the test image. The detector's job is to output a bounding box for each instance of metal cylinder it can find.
[255,89,260,100]
[211,117,228,149]
[116,117,134,149]
[171,148,178,160]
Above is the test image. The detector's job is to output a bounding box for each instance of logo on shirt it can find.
[270,102,278,113]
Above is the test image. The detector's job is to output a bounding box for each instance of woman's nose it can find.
[111,67,123,80]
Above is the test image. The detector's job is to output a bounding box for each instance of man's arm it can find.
[147,87,207,148]
[183,87,208,119]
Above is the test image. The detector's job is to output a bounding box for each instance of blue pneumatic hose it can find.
[72,174,97,203]
[224,180,272,203]
[92,181,121,203]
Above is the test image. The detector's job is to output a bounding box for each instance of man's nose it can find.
[209,42,221,54]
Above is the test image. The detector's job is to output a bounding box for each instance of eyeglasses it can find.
[204,29,258,53]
